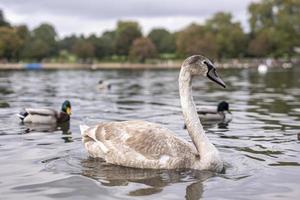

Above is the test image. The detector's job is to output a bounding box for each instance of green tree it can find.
[176,24,218,59]
[205,12,247,58]
[87,31,115,59]
[248,0,300,57]
[21,39,50,61]
[0,10,10,27]
[249,0,274,33]
[100,31,116,57]
[71,38,95,61]
[247,29,273,57]
[148,28,176,54]
[58,34,78,52]
[129,37,157,63]
[15,25,30,41]
[20,23,58,60]
[115,21,142,56]
[32,23,58,57]
[15,25,30,60]
[0,27,22,61]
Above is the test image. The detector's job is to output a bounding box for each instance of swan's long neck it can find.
[179,67,214,156]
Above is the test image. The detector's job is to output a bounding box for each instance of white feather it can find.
[80,125,90,135]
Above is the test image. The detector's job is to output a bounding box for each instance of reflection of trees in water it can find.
[248,68,300,126]
[81,158,214,199]
[22,121,73,143]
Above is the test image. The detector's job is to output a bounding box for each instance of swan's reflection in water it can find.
[22,122,73,143]
[80,157,214,199]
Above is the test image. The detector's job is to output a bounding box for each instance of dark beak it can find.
[206,63,226,88]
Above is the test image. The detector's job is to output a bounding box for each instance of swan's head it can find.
[183,55,226,88]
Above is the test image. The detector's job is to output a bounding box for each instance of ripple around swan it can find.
[0,68,300,199]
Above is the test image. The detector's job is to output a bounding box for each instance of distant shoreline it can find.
[0,59,298,70]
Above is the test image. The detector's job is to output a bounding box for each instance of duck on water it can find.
[183,101,232,129]
[17,100,72,124]
[80,55,226,172]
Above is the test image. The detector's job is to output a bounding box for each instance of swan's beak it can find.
[207,65,226,88]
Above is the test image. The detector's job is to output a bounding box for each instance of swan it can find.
[80,55,226,172]
[17,100,72,124]
[258,63,268,74]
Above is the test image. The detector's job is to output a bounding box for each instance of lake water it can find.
[0,67,299,199]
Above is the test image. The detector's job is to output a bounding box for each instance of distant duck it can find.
[258,64,268,74]
[197,101,231,122]
[98,80,111,90]
[184,101,232,128]
[17,100,71,124]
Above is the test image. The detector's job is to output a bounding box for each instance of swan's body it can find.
[17,100,71,124]
[81,121,199,169]
[81,55,226,172]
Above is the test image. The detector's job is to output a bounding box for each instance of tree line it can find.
[0,0,299,63]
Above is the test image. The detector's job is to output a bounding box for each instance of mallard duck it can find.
[98,80,111,90]
[17,100,71,124]
[197,101,232,122]
[81,55,226,172]
[183,101,232,129]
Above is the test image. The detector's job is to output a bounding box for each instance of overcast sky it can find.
[0,0,258,38]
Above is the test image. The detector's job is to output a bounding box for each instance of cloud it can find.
[0,0,257,37]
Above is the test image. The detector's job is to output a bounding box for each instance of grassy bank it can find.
[0,58,298,70]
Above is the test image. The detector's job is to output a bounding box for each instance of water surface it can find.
[0,67,299,199]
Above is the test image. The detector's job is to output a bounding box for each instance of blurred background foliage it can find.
[0,0,299,63]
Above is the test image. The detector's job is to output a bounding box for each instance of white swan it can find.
[80,55,226,172]
[258,63,268,74]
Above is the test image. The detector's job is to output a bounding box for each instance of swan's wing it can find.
[25,108,57,116]
[81,120,198,169]
[196,106,217,114]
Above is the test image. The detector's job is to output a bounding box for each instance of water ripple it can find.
[0,68,299,199]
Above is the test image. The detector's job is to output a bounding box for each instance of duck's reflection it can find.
[184,120,230,130]
[217,122,230,129]
[59,122,73,143]
[22,121,73,143]
[80,157,214,199]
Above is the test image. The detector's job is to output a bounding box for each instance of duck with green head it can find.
[196,101,232,122]
[17,100,72,124]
